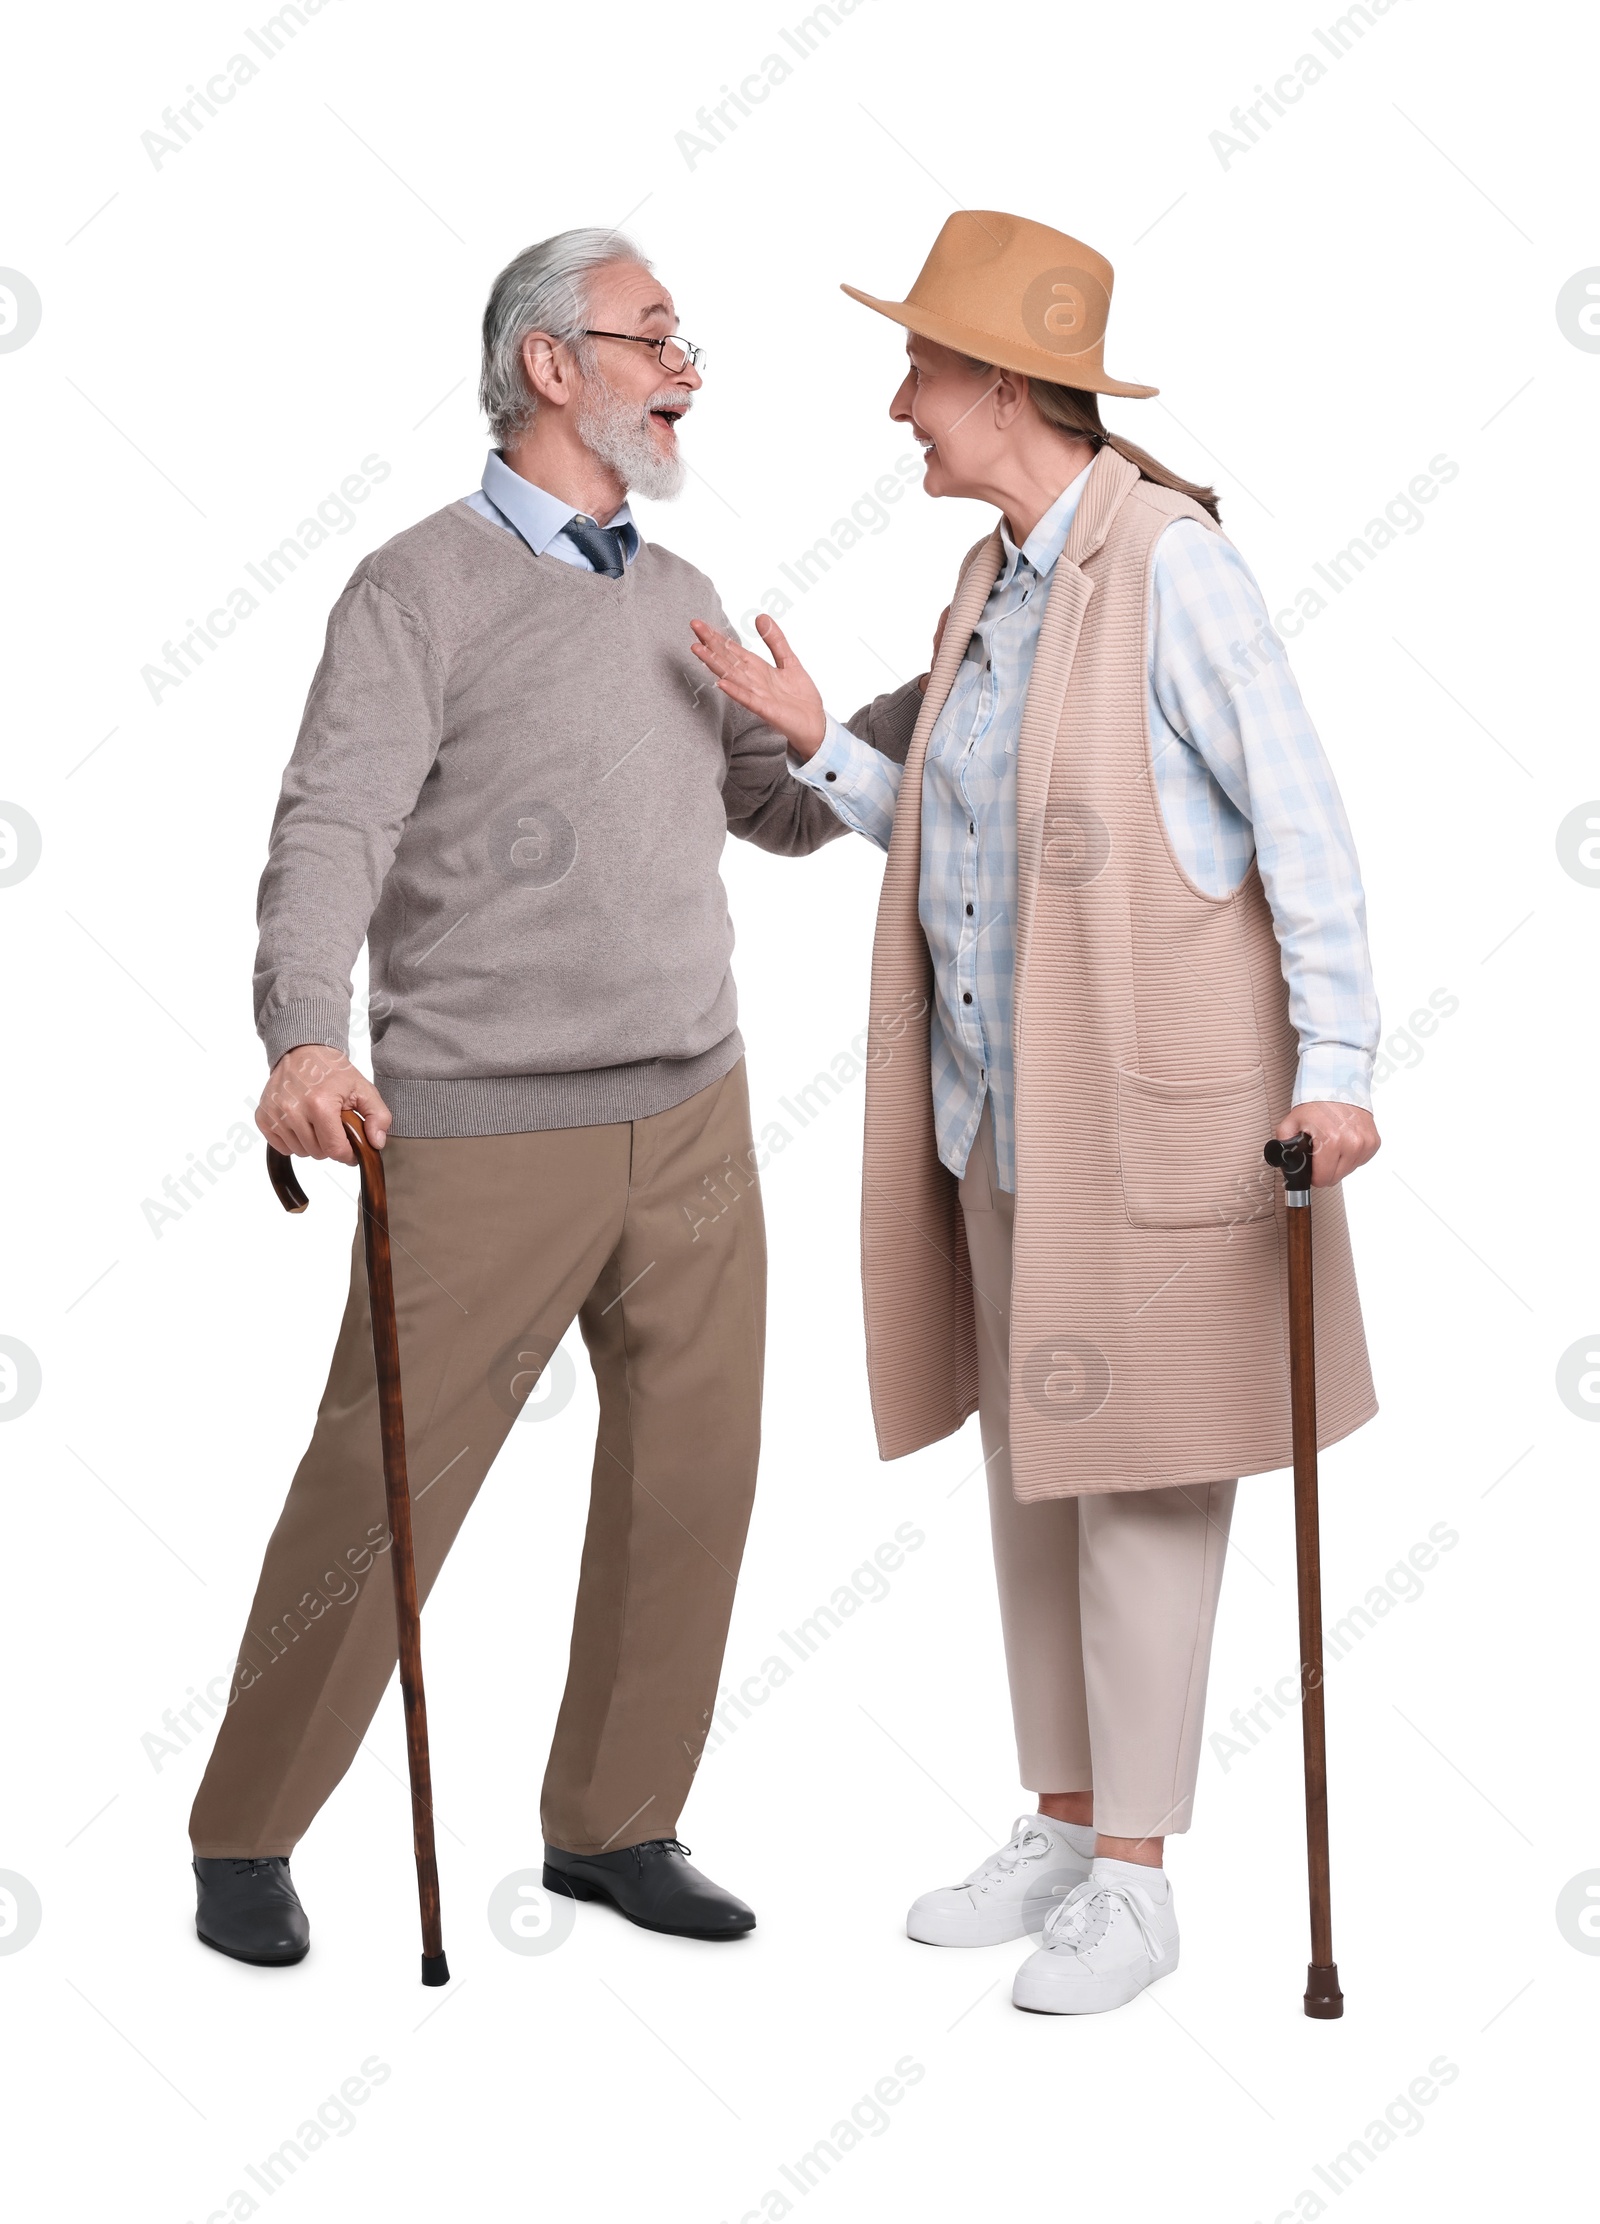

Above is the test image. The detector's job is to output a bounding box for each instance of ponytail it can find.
[1028,378,1222,523]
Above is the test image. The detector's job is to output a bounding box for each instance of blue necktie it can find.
[563,515,628,577]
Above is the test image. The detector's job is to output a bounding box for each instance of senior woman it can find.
[690,212,1380,2015]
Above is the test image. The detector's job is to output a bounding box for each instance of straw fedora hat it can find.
[841,210,1157,399]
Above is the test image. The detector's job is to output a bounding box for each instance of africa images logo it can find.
[1021,266,1109,359]
[1021,800,1113,890]
[488,800,578,887]
[1021,1335,1113,1424]
[0,270,42,354]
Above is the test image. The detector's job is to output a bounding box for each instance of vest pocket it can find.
[1116,1064,1275,1231]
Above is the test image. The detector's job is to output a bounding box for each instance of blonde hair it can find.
[965,354,1222,523]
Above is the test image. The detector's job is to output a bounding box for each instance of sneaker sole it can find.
[907,1898,1063,1947]
[1012,1951,1178,2015]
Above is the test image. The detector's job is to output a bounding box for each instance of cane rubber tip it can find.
[1303,1962,1344,2018]
[421,1952,451,1987]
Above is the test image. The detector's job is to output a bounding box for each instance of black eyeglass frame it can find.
[582,330,706,374]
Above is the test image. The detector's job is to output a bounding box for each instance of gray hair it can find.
[479,228,648,445]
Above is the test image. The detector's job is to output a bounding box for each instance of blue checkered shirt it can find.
[794,467,1378,1192]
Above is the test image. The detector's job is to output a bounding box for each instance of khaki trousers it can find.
[191,1061,764,1860]
[958,1103,1235,1839]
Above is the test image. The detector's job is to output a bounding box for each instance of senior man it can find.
[188,228,925,1966]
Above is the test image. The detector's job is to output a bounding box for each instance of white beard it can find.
[575,375,688,501]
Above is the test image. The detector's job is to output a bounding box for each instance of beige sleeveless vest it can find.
[859,447,1376,1498]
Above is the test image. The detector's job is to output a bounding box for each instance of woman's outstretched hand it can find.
[689,614,827,759]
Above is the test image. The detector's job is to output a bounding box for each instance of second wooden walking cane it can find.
[266,1111,451,1987]
[1264,1131,1343,2020]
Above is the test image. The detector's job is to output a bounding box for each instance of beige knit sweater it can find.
[253,499,923,1136]
[858,448,1376,1498]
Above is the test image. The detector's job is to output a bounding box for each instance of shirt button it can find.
[965,902,974,916]
[824,770,837,782]
[962,991,973,1005]
[968,821,976,835]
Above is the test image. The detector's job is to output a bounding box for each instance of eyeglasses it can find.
[583,330,706,375]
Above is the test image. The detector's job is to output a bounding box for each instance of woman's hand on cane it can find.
[1274,1101,1380,1187]
[690,615,827,760]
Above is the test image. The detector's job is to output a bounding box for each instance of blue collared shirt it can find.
[794,467,1379,1192]
[466,450,641,569]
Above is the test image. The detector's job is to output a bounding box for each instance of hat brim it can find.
[839,283,1158,400]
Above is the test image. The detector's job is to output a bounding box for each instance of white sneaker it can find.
[1011,1861,1179,2013]
[906,1816,1093,1946]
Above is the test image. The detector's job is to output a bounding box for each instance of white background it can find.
[1,0,1595,2216]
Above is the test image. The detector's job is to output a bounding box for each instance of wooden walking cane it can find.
[1263,1131,1343,2020]
[266,1112,451,1988]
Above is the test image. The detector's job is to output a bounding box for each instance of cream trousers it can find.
[959,1102,1235,1839]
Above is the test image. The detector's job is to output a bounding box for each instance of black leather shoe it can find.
[193,1856,310,1966]
[543,1838,755,1940]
